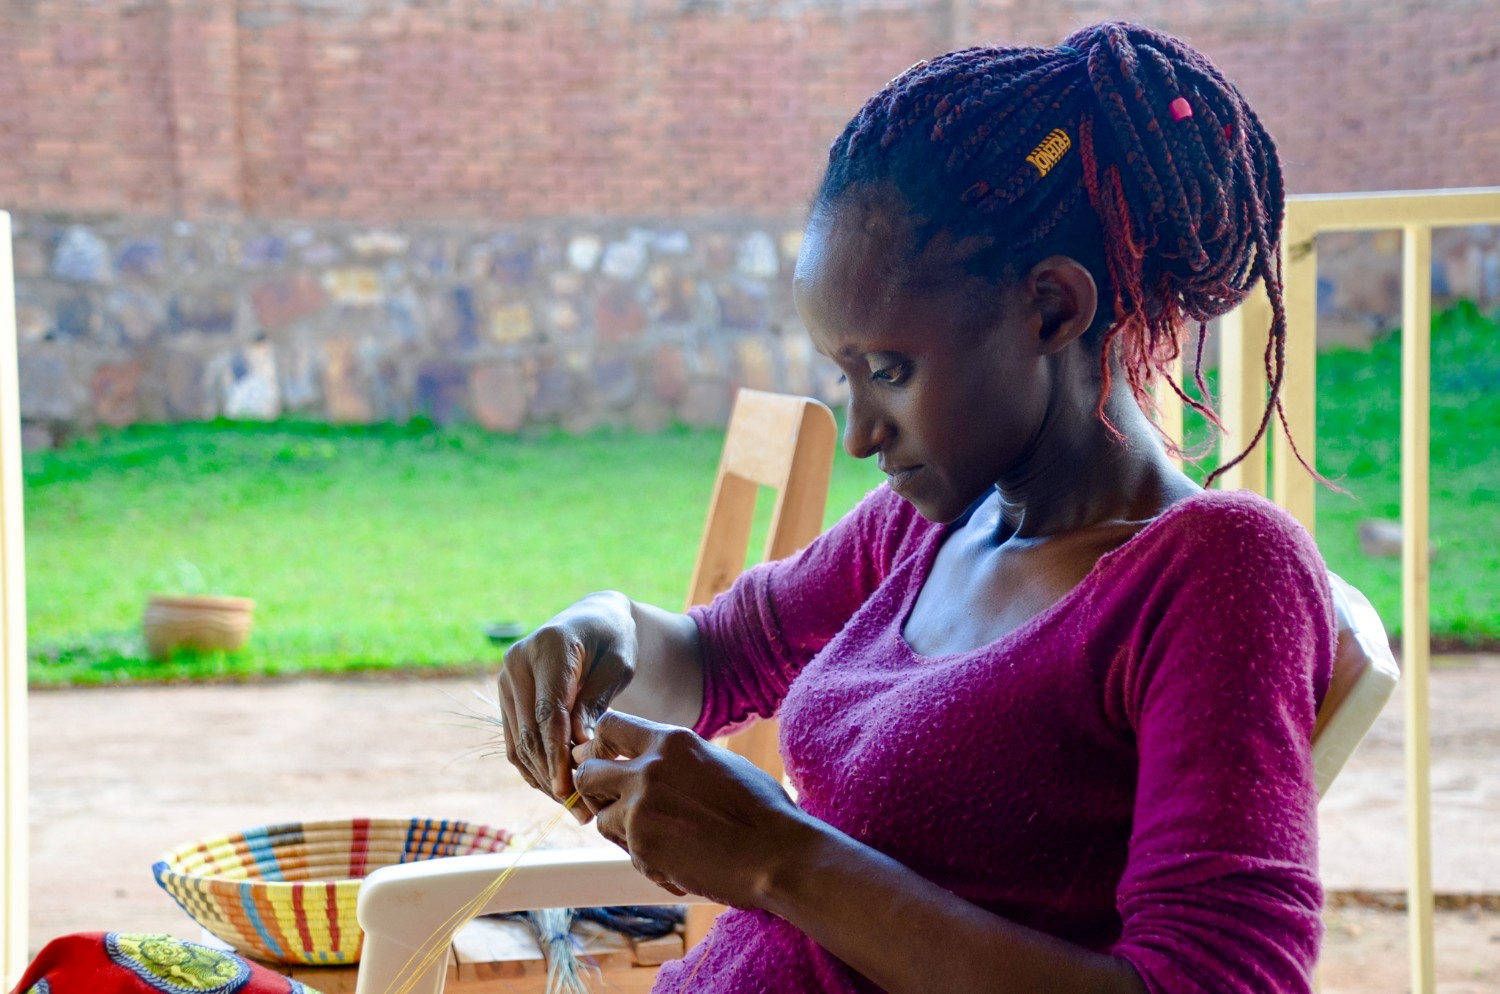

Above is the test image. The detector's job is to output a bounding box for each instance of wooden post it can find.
[1,211,29,988]
[1401,224,1436,994]
[1216,286,1271,495]
[1273,227,1319,534]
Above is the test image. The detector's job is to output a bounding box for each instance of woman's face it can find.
[793,197,1059,523]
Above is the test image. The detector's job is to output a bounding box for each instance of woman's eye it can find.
[836,373,848,385]
[871,362,910,385]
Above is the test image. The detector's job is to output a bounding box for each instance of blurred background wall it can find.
[4,0,1498,444]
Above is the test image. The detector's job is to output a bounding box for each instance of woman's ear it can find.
[1026,256,1098,353]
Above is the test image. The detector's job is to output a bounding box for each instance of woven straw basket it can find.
[153,817,514,965]
[143,594,256,659]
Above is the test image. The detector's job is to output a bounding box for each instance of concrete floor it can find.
[24,655,1500,992]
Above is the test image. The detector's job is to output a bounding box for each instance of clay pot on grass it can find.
[143,595,256,660]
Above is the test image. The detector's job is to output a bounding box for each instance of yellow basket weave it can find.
[153,817,514,965]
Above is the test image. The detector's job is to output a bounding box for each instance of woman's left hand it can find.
[572,711,813,909]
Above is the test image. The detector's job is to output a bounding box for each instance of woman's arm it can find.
[501,484,923,802]
[612,598,704,726]
[574,711,1146,994]
[765,817,1147,994]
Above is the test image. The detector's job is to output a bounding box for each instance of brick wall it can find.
[3,1,1497,222]
[4,1,1498,443]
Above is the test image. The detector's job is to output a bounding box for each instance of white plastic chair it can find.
[1315,573,1400,798]
[354,526,1398,994]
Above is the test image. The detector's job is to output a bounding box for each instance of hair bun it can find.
[1061,21,1283,321]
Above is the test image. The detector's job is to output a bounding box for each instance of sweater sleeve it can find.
[1106,494,1336,994]
[688,484,928,739]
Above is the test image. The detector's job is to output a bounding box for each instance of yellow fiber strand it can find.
[384,792,583,994]
[674,924,715,993]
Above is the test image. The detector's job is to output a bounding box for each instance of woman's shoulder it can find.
[1105,488,1328,594]
[1148,487,1318,553]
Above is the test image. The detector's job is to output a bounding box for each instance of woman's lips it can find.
[885,466,922,492]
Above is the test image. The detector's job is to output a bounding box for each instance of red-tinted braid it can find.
[817,21,1318,482]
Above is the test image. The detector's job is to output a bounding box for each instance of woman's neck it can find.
[992,363,1197,541]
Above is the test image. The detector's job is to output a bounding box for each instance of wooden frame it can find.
[1160,187,1500,994]
[1,211,29,988]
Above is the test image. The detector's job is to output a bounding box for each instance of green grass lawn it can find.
[1305,301,1499,648]
[24,303,1498,685]
[24,419,885,685]
[1174,300,1499,649]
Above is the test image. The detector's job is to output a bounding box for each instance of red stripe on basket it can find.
[349,819,370,878]
[475,826,501,854]
[326,881,341,953]
[292,883,315,955]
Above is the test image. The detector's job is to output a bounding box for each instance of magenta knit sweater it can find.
[654,485,1335,994]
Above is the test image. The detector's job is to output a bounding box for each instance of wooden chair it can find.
[353,405,1399,994]
[1316,573,1399,797]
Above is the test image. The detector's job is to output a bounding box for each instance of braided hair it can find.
[814,21,1306,486]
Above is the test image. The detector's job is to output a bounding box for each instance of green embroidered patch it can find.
[104,934,250,994]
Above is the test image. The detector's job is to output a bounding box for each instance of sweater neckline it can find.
[893,487,1230,662]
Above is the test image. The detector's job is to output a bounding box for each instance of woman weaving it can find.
[498,22,1335,994]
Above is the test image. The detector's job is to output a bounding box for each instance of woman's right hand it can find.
[497,591,638,803]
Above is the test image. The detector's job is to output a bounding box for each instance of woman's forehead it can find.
[793,209,907,336]
[795,195,999,328]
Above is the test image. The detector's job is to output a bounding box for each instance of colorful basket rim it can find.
[152,817,515,965]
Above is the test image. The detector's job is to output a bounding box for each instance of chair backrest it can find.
[684,389,838,783]
[1313,573,1400,798]
[686,389,839,608]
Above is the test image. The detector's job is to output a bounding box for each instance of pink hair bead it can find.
[1169,96,1193,122]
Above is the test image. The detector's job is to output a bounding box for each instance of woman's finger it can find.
[572,710,666,764]
[532,653,584,799]
[572,645,631,742]
[496,669,547,795]
[572,754,634,806]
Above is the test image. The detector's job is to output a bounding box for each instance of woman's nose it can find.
[842,392,888,460]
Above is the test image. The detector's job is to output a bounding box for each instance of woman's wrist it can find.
[752,811,853,919]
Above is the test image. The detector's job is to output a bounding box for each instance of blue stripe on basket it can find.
[240,881,285,959]
[241,826,285,882]
[406,818,432,861]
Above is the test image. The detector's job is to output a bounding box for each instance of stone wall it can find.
[13,211,1499,447]
[12,213,846,445]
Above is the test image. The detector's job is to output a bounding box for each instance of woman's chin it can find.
[890,479,980,525]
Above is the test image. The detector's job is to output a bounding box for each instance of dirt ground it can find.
[25,655,1500,993]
